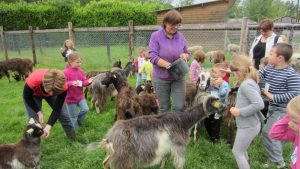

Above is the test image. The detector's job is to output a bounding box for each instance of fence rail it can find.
[1,19,300,70]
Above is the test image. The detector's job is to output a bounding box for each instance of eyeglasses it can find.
[168,23,181,28]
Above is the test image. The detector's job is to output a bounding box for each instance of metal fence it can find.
[1,20,300,71]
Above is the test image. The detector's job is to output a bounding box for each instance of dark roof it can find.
[154,0,228,13]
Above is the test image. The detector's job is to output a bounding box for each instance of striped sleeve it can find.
[273,71,300,103]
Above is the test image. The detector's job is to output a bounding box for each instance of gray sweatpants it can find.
[262,107,286,165]
[232,123,261,169]
[153,76,186,113]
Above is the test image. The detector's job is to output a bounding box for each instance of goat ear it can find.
[26,128,34,135]
[113,74,117,78]
[36,123,42,128]
[28,118,35,125]
[141,85,145,90]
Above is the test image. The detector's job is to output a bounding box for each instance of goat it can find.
[290,54,300,75]
[102,70,158,120]
[0,118,43,169]
[123,61,136,77]
[135,81,155,95]
[227,44,240,54]
[112,60,122,69]
[187,46,203,55]
[98,96,225,169]
[90,72,116,113]
[223,87,238,147]
[0,58,33,82]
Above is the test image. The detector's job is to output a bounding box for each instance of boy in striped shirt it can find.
[260,43,300,168]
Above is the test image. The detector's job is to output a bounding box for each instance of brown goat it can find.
[97,96,226,169]
[0,118,43,169]
[102,69,158,120]
[0,58,33,82]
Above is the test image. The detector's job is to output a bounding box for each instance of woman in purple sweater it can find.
[64,52,93,128]
[149,9,189,113]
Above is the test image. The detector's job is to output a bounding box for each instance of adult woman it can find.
[23,69,76,140]
[249,19,283,69]
[149,9,189,113]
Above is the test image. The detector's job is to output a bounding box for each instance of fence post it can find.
[0,26,8,60]
[289,25,294,44]
[29,26,37,65]
[36,27,43,55]
[68,22,75,45]
[128,20,134,61]
[239,17,249,54]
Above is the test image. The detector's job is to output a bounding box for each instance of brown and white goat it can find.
[102,70,158,120]
[123,61,136,77]
[98,96,225,169]
[0,118,43,169]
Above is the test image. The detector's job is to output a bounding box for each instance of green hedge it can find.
[0,0,165,30]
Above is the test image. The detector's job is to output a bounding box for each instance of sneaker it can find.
[276,162,285,169]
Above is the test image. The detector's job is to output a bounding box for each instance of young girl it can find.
[189,49,206,85]
[135,47,146,87]
[64,52,93,129]
[60,39,76,62]
[269,95,300,169]
[139,48,153,83]
[212,51,231,83]
[230,55,264,169]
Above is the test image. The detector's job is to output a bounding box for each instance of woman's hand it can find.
[37,111,44,124]
[180,53,189,62]
[230,107,240,117]
[41,124,52,138]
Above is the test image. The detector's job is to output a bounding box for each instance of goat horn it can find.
[28,118,35,124]
[36,123,42,128]
[26,128,34,135]
[113,75,117,78]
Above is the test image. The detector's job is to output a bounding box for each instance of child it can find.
[204,63,229,143]
[260,43,300,168]
[189,49,206,85]
[212,51,231,84]
[60,39,76,62]
[135,47,146,87]
[64,52,93,129]
[23,69,76,140]
[230,55,264,169]
[139,48,153,83]
[269,95,300,169]
[258,57,269,119]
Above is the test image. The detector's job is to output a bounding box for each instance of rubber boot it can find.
[65,130,77,141]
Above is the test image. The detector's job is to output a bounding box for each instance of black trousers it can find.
[204,114,222,142]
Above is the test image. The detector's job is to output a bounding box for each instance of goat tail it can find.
[86,141,104,151]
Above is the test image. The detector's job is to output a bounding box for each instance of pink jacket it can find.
[64,66,90,103]
[189,60,201,83]
[269,115,300,169]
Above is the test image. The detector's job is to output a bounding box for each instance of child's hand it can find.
[230,107,240,117]
[72,80,79,86]
[261,88,273,100]
[88,77,94,84]
[213,78,223,87]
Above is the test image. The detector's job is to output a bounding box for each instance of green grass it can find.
[0,49,293,169]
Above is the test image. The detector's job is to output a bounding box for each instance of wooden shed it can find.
[154,0,234,24]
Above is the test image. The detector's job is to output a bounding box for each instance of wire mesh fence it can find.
[1,21,300,71]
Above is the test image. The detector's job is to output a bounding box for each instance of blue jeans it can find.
[23,96,74,132]
[153,76,186,113]
[66,99,89,129]
[136,73,142,87]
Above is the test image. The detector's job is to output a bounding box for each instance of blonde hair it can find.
[212,51,226,64]
[213,63,227,70]
[231,55,259,85]
[143,48,150,60]
[67,52,81,65]
[288,95,300,116]
[63,39,74,50]
[193,50,206,63]
[137,47,146,54]
[43,69,66,95]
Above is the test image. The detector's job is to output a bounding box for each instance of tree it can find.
[177,0,194,7]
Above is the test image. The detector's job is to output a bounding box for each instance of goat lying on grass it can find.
[95,96,225,169]
[0,118,43,169]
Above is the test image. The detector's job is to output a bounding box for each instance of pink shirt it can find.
[269,115,300,169]
[189,60,201,83]
[64,66,90,103]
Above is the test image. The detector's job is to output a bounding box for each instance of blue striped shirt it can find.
[259,64,300,109]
